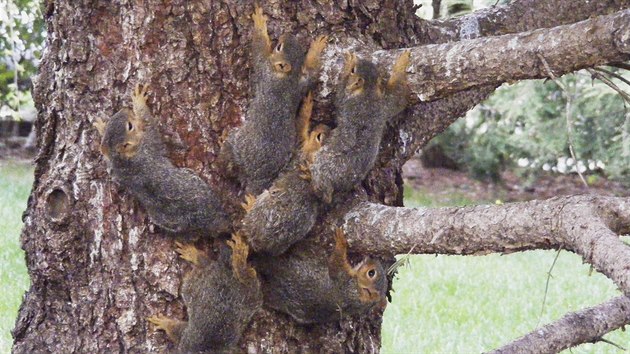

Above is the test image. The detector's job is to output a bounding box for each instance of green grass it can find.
[0,161,32,353]
[381,187,629,353]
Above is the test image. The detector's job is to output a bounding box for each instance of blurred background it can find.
[0,0,628,352]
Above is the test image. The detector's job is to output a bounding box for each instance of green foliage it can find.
[0,0,44,119]
[430,72,630,183]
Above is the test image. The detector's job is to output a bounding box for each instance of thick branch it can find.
[376,9,630,102]
[491,296,630,354]
[342,196,630,297]
[419,0,630,43]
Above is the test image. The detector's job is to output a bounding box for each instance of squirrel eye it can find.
[350,66,357,74]
[275,42,283,52]
[127,121,134,131]
[367,269,377,278]
[316,133,323,142]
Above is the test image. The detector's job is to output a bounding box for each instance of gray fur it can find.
[255,241,387,324]
[310,59,408,203]
[177,245,262,353]
[221,35,313,195]
[101,107,231,239]
[241,166,322,256]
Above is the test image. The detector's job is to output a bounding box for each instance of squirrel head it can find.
[270,34,305,78]
[340,53,380,98]
[354,258,387,304]
[99,108,145,160]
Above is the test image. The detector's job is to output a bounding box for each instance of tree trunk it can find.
[12,1,415,352]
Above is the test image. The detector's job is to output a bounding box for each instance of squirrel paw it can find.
[93,117,106,137]
[388,50,411,87]
[133,83,150,107]
[241,194,257,213]
[298,162,312,181]
[251,5,268,34]
[175,242,203,266]
[148,315,185,343]
[227,232,257,285]
[304,35,329,72]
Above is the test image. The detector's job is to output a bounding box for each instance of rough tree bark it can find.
[11,0,630,352]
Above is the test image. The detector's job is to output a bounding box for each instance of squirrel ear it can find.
[93,117,107,137]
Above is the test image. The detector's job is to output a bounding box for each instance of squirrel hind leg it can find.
[227,233,258,286]
[148,315,186,343]
[175,242,206,266]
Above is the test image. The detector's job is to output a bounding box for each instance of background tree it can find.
[0,0,43,112]
[11,0,630,352]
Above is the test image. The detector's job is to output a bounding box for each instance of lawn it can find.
[380,187,627,353]
[0,162,627,353]
[0,160,32,353]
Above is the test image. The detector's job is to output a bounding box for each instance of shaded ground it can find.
[0,146,35,162]
[403,158,630,205]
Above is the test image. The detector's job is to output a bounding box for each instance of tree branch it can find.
[375,9,630,102]
[342,195,630,297]
[418,0,630,43]
[491,296,630,354]
[384,0,630,160]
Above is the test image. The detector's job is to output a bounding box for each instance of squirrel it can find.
[219,5,328,195]
[148,233,262,353]
[240,92,330,256]
[254,228,388,324]
[308,51,411,203]
[94,84,232,238]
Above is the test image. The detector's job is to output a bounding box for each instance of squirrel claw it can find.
[304,35,328,73]
[147,315,168,328]
[227,233,257,285]
[298,163,312,181]
[251,5,267,31]
[312,35,328,53]
[93,117,106,136]
[241,194,257,213]
[175,242,201,266]
[388,51,411,87]
[148,315,185,343]
[132,83,150,107]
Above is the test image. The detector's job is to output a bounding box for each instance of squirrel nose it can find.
[275,61,292,73]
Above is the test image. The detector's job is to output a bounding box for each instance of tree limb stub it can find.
[342,195,630,297]
[491,296,630,354]
[375,9,630,102]
[419,0,630,44]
